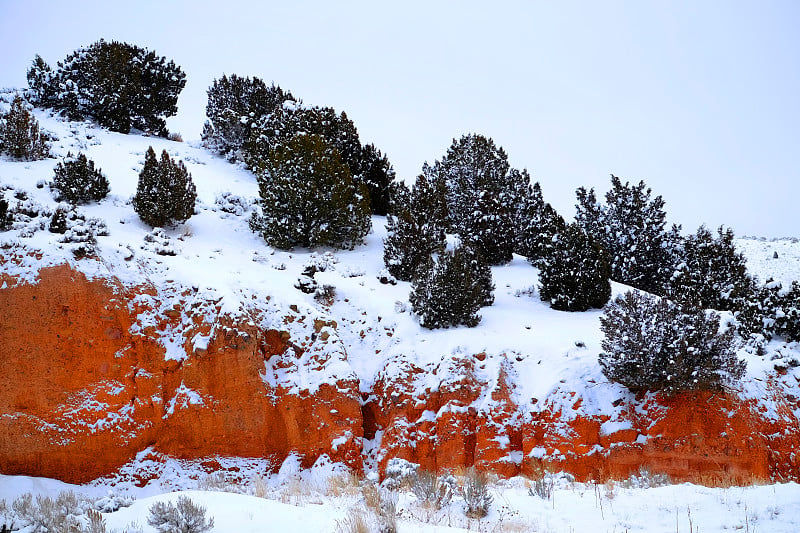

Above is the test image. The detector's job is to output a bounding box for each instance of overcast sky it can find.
[1,1,798,237]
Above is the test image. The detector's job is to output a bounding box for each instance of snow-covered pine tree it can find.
[600,291,745,394]
[28,40,186,136]
[0,95,50,160]
[52,152,109,204]
[359,143,397,215]
[409,244,494,329]
[423,134,522,264]
[249,134,370,250]
[244,104,364,181]
[0,198,12,231]
[517,181,566,267]
[575,176,671,295]
[133,147,197,227]
[776,281,800,342]
[666,225,754,312]
[26,54,55,106]
[538,223,611,312]
[735,278,784,340]
[383,175,446,281]
[201,75,296,161]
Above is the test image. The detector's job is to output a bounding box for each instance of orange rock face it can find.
[1,263,799,485]
[0,264,362,484]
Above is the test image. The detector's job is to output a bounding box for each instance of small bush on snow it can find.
[147,496,214,533]
[52,152,110,205]
[462,467,492,519]
[410,469,454,511]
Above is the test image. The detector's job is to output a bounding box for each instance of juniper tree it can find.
[359,143,397,215]
[133,147,197,227]
[0,95,49,160]
[52,152,109,204]
[575,176,671,295]
[202,75,295,161]
[383,175,446,281]
[538,223,611,312]
[409,244,494,329]
[245,104,363,179]
[735,279,784,340]
[249,134,370,250]
[600,291,745,394]
[0,198,12,231]
[28,40,186,136]
[666,225,753,311]
[26,55,56,106]
[423,134,526,264]
[776,281,800,342]
[517,181,566,267]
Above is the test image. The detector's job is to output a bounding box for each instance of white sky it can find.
[1,0,798,237]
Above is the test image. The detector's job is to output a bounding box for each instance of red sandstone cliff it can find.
[1,263,799,485]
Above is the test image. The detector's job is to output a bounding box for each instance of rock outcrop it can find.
[1,263,799,485]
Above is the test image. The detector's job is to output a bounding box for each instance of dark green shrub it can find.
[0,95,50,160]
[202,74,295,161]
[383,176,446,282]
[249,134,370,249]
[600,291,745,394]
[29,40,185,136]
[52,152,109,204]
[538,223,611,312]
[133,147,196,227]
[666,225,753,311]
[409,244,494,329]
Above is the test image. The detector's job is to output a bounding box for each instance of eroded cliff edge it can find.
[1,263,799,485]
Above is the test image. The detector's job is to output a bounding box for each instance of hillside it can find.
[1,96,800,493]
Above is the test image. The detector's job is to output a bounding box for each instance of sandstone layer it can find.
[1,264,798,485]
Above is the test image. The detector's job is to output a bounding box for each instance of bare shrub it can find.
[11,491,87,533]
[147,496,214,533]
[334,508,370,533]
[410,470,453,510]
[361,482,397,533]
[462,467,492,519]
[86,509,107,533]
[529,474,555,501]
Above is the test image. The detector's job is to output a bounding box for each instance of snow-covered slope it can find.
[2,100,798,414]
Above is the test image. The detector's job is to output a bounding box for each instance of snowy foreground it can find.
[2,467,800,533]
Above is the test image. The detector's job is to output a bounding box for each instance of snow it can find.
[2,93,800,530]
[2,470,800,532]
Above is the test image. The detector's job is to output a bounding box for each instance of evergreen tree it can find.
[0,95,50,160]
[245,104,363,179]
[735,278,784,340]
[249,134,371,250]
[383,175,446,281]
[133,147,197,227]
[517,181,566,266]
[600,291,745,394]
[665,225,753,311]
[423,134,524,264]
[538,223,611,312]
[48,207,68,234]
[26,55,56,105]
[52,152,109,204]
[28,40,186,136]
[409,244,494,329]
[359,143,396,215]
[0,198,12,231]
[201,75,295,161]
[574,176,671,294]
[776,281,800,342]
